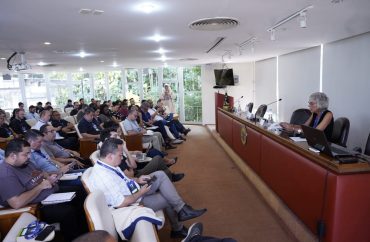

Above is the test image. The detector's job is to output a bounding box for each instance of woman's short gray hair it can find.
[309,92,329,110]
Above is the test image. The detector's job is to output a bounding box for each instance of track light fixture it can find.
[236,36,257,55]
[267,5,313,40]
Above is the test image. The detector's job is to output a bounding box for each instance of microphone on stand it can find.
[266,98,282,106]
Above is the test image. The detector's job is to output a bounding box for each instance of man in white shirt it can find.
[89,138,207,238]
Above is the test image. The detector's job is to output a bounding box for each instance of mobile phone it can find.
[146,175,157,186]
[35,225,55,241]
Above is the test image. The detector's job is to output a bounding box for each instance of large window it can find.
[24,73,47,106]
[125,69,140,103]
[108,71,122,101]
[183,66,202,122]
[48,72,69,107]
[143,68,159,102]
[72,73,91,100]
[0,74,21,112]
[94,72,108,101]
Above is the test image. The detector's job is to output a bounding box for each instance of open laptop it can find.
[301,125,358,164]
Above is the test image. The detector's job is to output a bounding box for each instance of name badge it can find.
[126,180,139,194]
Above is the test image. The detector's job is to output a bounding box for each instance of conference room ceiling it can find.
[0,0,369,72]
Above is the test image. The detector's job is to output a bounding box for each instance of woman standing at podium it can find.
[161,84,176,113]
[281,92,334,139]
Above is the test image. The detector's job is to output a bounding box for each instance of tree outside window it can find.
[183,66,202,122]
[107,71,122,101]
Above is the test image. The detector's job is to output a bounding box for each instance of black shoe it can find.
[170,226,188,238]
[165,144,176,150]
[178,204,207,222]
[182,222,203,242]
[172,172,184,182]
[183,128,191,136]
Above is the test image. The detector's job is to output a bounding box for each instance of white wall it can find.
[201,62,254,125]
[255,58,277,114]
[278,47,321,122]
[323,32,370,149]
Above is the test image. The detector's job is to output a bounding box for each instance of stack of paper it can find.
[41,192,76,205]
[59,172,82,180]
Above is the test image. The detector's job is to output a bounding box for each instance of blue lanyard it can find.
[24,220,46,239]
[97,160,129,183]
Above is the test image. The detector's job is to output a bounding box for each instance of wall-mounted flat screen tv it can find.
[214,69,235,86]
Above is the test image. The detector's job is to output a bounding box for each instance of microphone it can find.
[266,98,282,106]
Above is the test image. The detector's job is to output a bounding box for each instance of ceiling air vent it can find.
[79,9,92,15]
[189,17,239,31]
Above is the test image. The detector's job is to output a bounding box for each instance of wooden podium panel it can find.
[231,119,262,174]
[216,108,370,242]
[215,93,234,132]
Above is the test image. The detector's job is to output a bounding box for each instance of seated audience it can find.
[111,101,124,121]
[25,129,72,173]
[50,110,76,137]
[70,101,80,116]
[99,103,119,124]
[25,105,40,120]
[100,128,183,182]
[32,110,78,150]
[123,109,172,151]
[281,92,334,139]
[40,124,87,168]
[89,138,207,238]
[0,139,87,241]
[9,108,30,137]
[78,107,102,139]
[118,99,129,120]
[18,102,25,111]
[89,98,98,109]
[0,112,14,142]
[35,101,44,113]
[141,101,183,144]
[64,99,74,112]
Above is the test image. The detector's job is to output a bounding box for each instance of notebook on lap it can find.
[301,125,358,164]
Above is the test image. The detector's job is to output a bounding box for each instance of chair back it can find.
[364,132,370,156]
[81,167,94,194]
[3,213,37,242]
[119,121,128,135]
[65,107,74,115]
[246,102,254,113]
[75,124,83,138]
[290,108,311,125]
[255,104,267,119]
[89,150,100,165]
[25,119,37,127]
[84,191,118,240]
[65,116,76,125]
[331,117,350,147]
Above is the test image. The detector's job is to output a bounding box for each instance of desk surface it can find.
[218,108,370,174]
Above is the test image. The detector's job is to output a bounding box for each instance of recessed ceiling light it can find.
[0,57,6,60]
[100,60,105,63]
[155,48,167,54]
[112,62,118,68]
[135,2,159,14]
[37,61,47,66]
[160,55,167,62]
[79,67,84,72]
[148,34,167,42]
[44,42,51,45]
[79,51,87,58]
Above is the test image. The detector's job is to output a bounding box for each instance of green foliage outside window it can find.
[108,71,123,101]
[183,66,202,122]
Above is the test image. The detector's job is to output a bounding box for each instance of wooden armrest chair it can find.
[74,124,98,159]
[0,204,39,238]
[119,121,150,151]
[0,141,8,150]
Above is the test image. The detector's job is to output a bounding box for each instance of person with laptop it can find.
[281,92,334,139]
